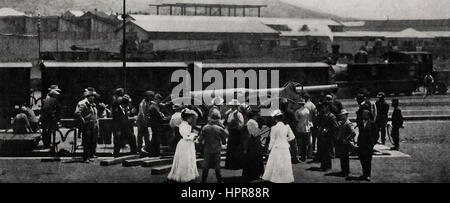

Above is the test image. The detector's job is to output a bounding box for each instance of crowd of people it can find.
[9,84,405,183]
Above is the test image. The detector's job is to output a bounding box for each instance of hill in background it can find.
[0,0,347,20]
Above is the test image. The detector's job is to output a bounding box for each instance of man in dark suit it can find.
[198,111,228,183]
[40,85,61,150]
[317,102,339,171]
[375,92,389,145]
[357,110,379,181]
[148,93,165,157]
[112,95,137,157]
[391,99,404,150]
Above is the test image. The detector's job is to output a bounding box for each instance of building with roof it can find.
[148,0,267,17]
[333,27,450,57]
[62,10,85,18]
[121,15,279,60]
[0,8,26,17]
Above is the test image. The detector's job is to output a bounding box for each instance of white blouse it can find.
[179,121,196,141]
[268,122,295,150]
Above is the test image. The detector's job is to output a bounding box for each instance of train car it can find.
[41,61,335,118]
[0,63,31,129]
[334,51,447,96]
[41,61,188,117]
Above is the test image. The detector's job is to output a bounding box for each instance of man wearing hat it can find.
[375,92,389,145]
[356,89,377,133]
[336,109,357,177]
[40,85,62,149]
[316,102,339,171]
[112,95,137,157]
[136,91,154,153]
[357,109,379,181]
[198,110,228,183]
[74,88,99,163]
[294,98,311,162]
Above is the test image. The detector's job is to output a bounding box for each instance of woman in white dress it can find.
[262,109,296,183]
[167,109,199,182]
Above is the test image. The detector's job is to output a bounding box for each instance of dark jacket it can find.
[375,100,389,123]
[40,96,61,124]
[357,120,379,149]
[112,105,133,134]
[148,102,164,130]
[318,112,339,140]
[392,108,404,128]
[198,121,228,154]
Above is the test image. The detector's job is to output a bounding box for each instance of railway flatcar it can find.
[41,61,336,118]
[0,63,31,129]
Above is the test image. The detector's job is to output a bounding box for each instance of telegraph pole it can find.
[122,0,127,93]
[38,12,41,62]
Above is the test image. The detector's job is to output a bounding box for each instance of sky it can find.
[281,0,450,20]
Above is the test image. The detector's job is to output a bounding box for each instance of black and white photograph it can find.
[0,0,449,189]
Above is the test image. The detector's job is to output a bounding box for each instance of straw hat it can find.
[271,109,284,117]
[48,85,61,92]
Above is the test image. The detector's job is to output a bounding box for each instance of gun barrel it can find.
[296,84,338,93]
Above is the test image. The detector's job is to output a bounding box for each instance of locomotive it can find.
[334,51,448,96]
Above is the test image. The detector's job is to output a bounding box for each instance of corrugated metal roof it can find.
[385,28,434,38]
[149,0,267,7]
[0,62,32,68]
[0,8,26,16]
[66,10,85,17]
[341,21,366,27]
[43,62,188,68]
[130,15,278,34]
[199,62,331,69]
[424,31,450,38]
[260,17,336,40]
[334,31,390,38]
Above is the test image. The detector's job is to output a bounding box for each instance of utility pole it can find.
[122,0,127,93]
[38,12,41,62]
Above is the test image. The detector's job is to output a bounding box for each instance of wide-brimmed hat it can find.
[48,85,61,92]
[48,89,60,96]
[144,90,155,100]
[296,98,306,104]
[211,97,224,106]
[114,88,125,97]
[377,92,386,98]
[271,109,284,117]
[154,93,163,100]
[338,109,349,115]
[120,94,131,104]
[325,94,333,101]
[84,87,99,98]
[227,99,240,106]
[172,103,183,110]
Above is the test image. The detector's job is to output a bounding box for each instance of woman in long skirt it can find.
[262,109,295,183]
[242,108,264,182]
[225,103,245,170]
[167,109,199,183]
